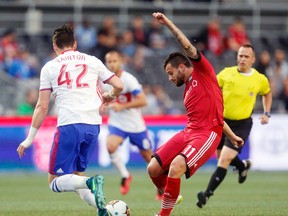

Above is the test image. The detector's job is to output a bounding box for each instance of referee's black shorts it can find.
[217,117,253,153]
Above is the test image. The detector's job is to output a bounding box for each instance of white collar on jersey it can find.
[239,68,254,76]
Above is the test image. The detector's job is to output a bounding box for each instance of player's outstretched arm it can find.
[102,75,124,105]
[110,91,147,112]
[16,90,51,158]
[152,12,198,59]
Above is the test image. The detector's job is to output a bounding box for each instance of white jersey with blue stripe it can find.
[102,71,147,133]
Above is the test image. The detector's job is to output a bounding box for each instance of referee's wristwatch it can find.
[264,112,271,118]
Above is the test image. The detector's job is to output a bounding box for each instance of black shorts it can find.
[217,117,253,153]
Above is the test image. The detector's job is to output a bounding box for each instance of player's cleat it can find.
[98,208,112,216]
[238,159,251,184]
[155,193,163,201]
[86,175,107,212]
[196,191,210,208]
[175,194,183,205]
[155,188,163,201]
[120,175,132,195]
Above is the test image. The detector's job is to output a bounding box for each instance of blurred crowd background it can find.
[0,0,288,116]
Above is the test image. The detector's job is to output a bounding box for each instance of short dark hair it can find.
[163,52,192,70]
[105,49,123,61]
[241,44,255,53]
[52,24,75,49]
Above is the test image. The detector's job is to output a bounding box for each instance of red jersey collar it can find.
[61,49,76,54]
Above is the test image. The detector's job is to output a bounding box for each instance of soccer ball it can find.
[106,200,131,216]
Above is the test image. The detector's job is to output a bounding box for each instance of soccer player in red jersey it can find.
[147,12,244,216]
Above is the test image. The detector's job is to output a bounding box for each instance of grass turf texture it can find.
[0,169,287,216]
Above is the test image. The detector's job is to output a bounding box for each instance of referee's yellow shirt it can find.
[217,66,271,120]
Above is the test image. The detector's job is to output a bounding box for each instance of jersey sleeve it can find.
[216,68,227,88]
[39,63,52,91]
[190,52,216,77]
[258,72,271,95]
[94,57,115,83]
[125,73,142,96]
[98,81,112,92]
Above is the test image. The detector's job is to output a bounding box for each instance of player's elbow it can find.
[116,82,124,93]
[142,99,147,107]
[137,93,147,107]
[140,96,147,107]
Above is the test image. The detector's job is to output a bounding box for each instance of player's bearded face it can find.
[175,69,185,87]
[166,64,185,87]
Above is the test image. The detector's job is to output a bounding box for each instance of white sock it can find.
[50,174,89,192]
[110,152,129,178]
[76,189,96,207]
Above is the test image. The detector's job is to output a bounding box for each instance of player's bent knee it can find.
[147,159,162,177]
[218,156,232,167]
[107,146,117,154]
[147,163,155,176]
[169,161,186,178]
[106,142,119,154]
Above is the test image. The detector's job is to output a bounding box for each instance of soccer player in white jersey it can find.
[103,50,153,195]
[16,24,123,216]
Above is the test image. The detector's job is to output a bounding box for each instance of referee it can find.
[197,44,273,208]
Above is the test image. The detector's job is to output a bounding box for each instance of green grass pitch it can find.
[0,168,287,216]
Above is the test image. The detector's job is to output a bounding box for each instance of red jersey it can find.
[184,53,223,130]
[207,27,224,56]
[228,26,249,48]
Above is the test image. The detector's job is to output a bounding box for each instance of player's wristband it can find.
[21,127,38,148]
[264,112,271,118]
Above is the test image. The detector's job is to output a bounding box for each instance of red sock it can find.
[159,177,180,216]
[151,173,167,192]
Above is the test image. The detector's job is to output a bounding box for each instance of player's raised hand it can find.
[152,12,169,25]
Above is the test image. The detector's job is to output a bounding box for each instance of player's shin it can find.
[76,189,96,207]
[110,152,129,178]
[49,174,89,192]
[159,177,180,216]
